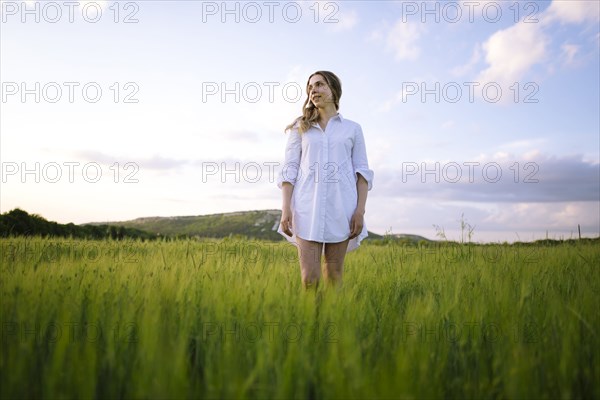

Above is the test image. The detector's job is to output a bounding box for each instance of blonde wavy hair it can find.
[285,71,342,134]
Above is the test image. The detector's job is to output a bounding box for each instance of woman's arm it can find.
[349,173,368,239]
[277,129,302,237]
[349,124,373,239]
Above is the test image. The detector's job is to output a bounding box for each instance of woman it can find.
[277,71,374,289]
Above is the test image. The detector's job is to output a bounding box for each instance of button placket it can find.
[319,127,326,238]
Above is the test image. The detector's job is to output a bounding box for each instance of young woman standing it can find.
[277,71,374,289]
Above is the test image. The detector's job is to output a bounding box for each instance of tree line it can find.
[0,209,157,240]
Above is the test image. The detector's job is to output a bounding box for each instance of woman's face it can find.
[307,74,334,109]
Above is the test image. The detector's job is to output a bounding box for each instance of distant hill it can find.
[3,209,598,245]
[388,233,433,243]
[1,208,432,243]
[90,209,385,241]
[91,210,283,241]
[0,208,156,240]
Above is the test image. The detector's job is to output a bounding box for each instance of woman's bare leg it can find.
[296,237,323,290]
[323,239,350,286]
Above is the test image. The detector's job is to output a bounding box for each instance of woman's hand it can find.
[280,207,293,237]
[349,209,364,239]
[280,182,294,237]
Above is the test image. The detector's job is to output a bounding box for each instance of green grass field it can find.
[1,237,598,399]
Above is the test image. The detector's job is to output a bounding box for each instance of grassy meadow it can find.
[1,236,599,399]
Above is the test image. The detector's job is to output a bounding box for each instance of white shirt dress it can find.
[277,113,374,253]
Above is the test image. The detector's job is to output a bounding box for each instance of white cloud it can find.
[483,202,599,233]
[499,138,548,151]
[458,0,501,12]
[474,0,598,91]
[386,20,424,61]
[544,0,600,24]
[367,17,423,62]
[367,23,386,42]
[366,197,599,242]
[477,21,547,87]
[329,9,358,32]
[374,153,599,203]
[451,43,482,77]
[561,44,579,65]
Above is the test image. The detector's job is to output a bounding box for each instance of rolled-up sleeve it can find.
[352,125,374,191]
[277,129,302,189]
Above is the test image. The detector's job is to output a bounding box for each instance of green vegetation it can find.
[101,209,384,241]
[0,209,156,241]
[0,208,385,242]
[107,210,285,241]
[1,236,598,399]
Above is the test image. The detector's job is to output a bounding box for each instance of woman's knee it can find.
[323,261,343,278]
[324,240,348,265]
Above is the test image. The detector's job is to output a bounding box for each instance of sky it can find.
[1,0,599,242]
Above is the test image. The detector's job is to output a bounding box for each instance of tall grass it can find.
[1,237,598,399]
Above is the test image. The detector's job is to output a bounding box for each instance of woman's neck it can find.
[318,106,338,124]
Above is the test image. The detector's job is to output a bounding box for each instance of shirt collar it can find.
[311,112,343,127]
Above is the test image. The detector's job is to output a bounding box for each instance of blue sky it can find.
[1,0,599,242]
